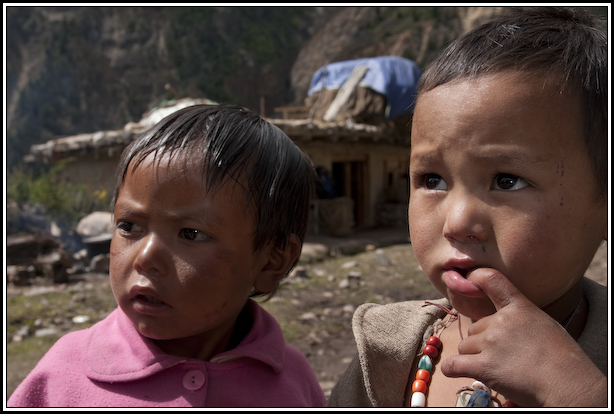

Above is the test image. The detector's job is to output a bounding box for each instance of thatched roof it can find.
[27,97,409,164]
[271,118,406,144]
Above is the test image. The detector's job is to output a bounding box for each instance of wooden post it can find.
[323,65,368,122]
[260,96,266,118]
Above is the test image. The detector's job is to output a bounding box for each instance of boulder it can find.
[76,211,114,238]
[6,233,59,266]
[6,233,73,284]
[76,212,114,257]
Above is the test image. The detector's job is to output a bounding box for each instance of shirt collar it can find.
[84,300,285,382]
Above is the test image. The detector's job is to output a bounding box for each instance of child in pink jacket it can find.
[8,104,325,407]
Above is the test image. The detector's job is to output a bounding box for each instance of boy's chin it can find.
[448,295,497,321]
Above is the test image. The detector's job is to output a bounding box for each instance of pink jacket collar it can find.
[84,300,285,383]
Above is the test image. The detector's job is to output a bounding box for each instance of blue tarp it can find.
[307,56,422,119]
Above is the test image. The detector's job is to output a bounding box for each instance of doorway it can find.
[331,157,367,228]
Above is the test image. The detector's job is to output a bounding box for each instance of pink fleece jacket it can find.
[8,300,325,407]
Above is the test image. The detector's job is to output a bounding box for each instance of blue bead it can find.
[466,389,491,407]
[417,355,433,373]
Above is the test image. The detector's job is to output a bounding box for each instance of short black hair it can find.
[112,104,316,297]
[418,7,607,200]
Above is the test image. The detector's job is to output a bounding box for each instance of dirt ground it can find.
[273,237,608,398]
[5,232,608,402]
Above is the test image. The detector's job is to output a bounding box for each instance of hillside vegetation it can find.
[7,6,505,170]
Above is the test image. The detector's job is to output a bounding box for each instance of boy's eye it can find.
[424,174,448,190]
[492,174,529,191]
[116,221,140,233]
[179,228,210,242]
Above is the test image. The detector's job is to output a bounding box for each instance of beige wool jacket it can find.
[326,278,608,407]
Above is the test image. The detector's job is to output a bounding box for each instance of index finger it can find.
[467,267,527,312]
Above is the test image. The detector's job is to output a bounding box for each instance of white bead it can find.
[411,391,426,407]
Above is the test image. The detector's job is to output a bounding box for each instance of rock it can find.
[50,221,62,237]
[289,266,309,278]
[7,233,60,266]
[347,271,362,279]
[374,248,392,266]
[307,331,323,344]
[75,211,114,238]
[319,380,337,394]
[338,272,361,289]
[23,286,57,297]
[89,254,110,273]
[12,325,32,342]
[7,232,74,284]
[341,260,357,269]
[342,304,355,313]
[6,265,36,286]
[73,248,89,261]
[35,250,73,283]
[300,243,329,262]
[35,327,59,337]
[77,212,114,258]
[72,315,90,324]
[299,312,318,322]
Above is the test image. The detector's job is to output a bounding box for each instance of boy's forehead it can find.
[127,151,249,196]
[416,71,581,120]
[411,71,585,154]
[420,69,571,98]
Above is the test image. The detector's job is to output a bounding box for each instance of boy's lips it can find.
[129,286,171,315]
[442,259,485,297]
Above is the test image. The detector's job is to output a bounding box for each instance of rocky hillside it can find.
[14,6,607,170]
[6,6,326,168]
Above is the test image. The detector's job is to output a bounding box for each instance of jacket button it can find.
[182,370,205,391]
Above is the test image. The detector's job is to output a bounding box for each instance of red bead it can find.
[416,369,431,384]
[502,400,517,407]
[422,344,439,359]
[426,336,442,351]
[412,379,428,394]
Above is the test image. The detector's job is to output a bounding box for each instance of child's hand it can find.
[440,268,607,407]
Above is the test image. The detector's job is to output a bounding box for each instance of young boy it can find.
[8,104,326,407]
[327,7,607,407]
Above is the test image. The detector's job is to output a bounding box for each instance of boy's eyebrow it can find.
[114,201,224,228]
[113,203,146,219]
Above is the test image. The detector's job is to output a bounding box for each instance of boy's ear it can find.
[254,234,302,293]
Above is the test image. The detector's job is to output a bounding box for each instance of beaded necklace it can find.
[409,301,516,408]
[410,296,585,407]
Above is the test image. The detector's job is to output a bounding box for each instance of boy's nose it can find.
[442,195,490,244]
[133,233,167,277]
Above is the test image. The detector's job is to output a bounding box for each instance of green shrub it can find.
[7,159,111,231]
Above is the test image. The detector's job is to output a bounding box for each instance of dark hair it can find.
[112,104,316,297]
[418,7,608,200]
